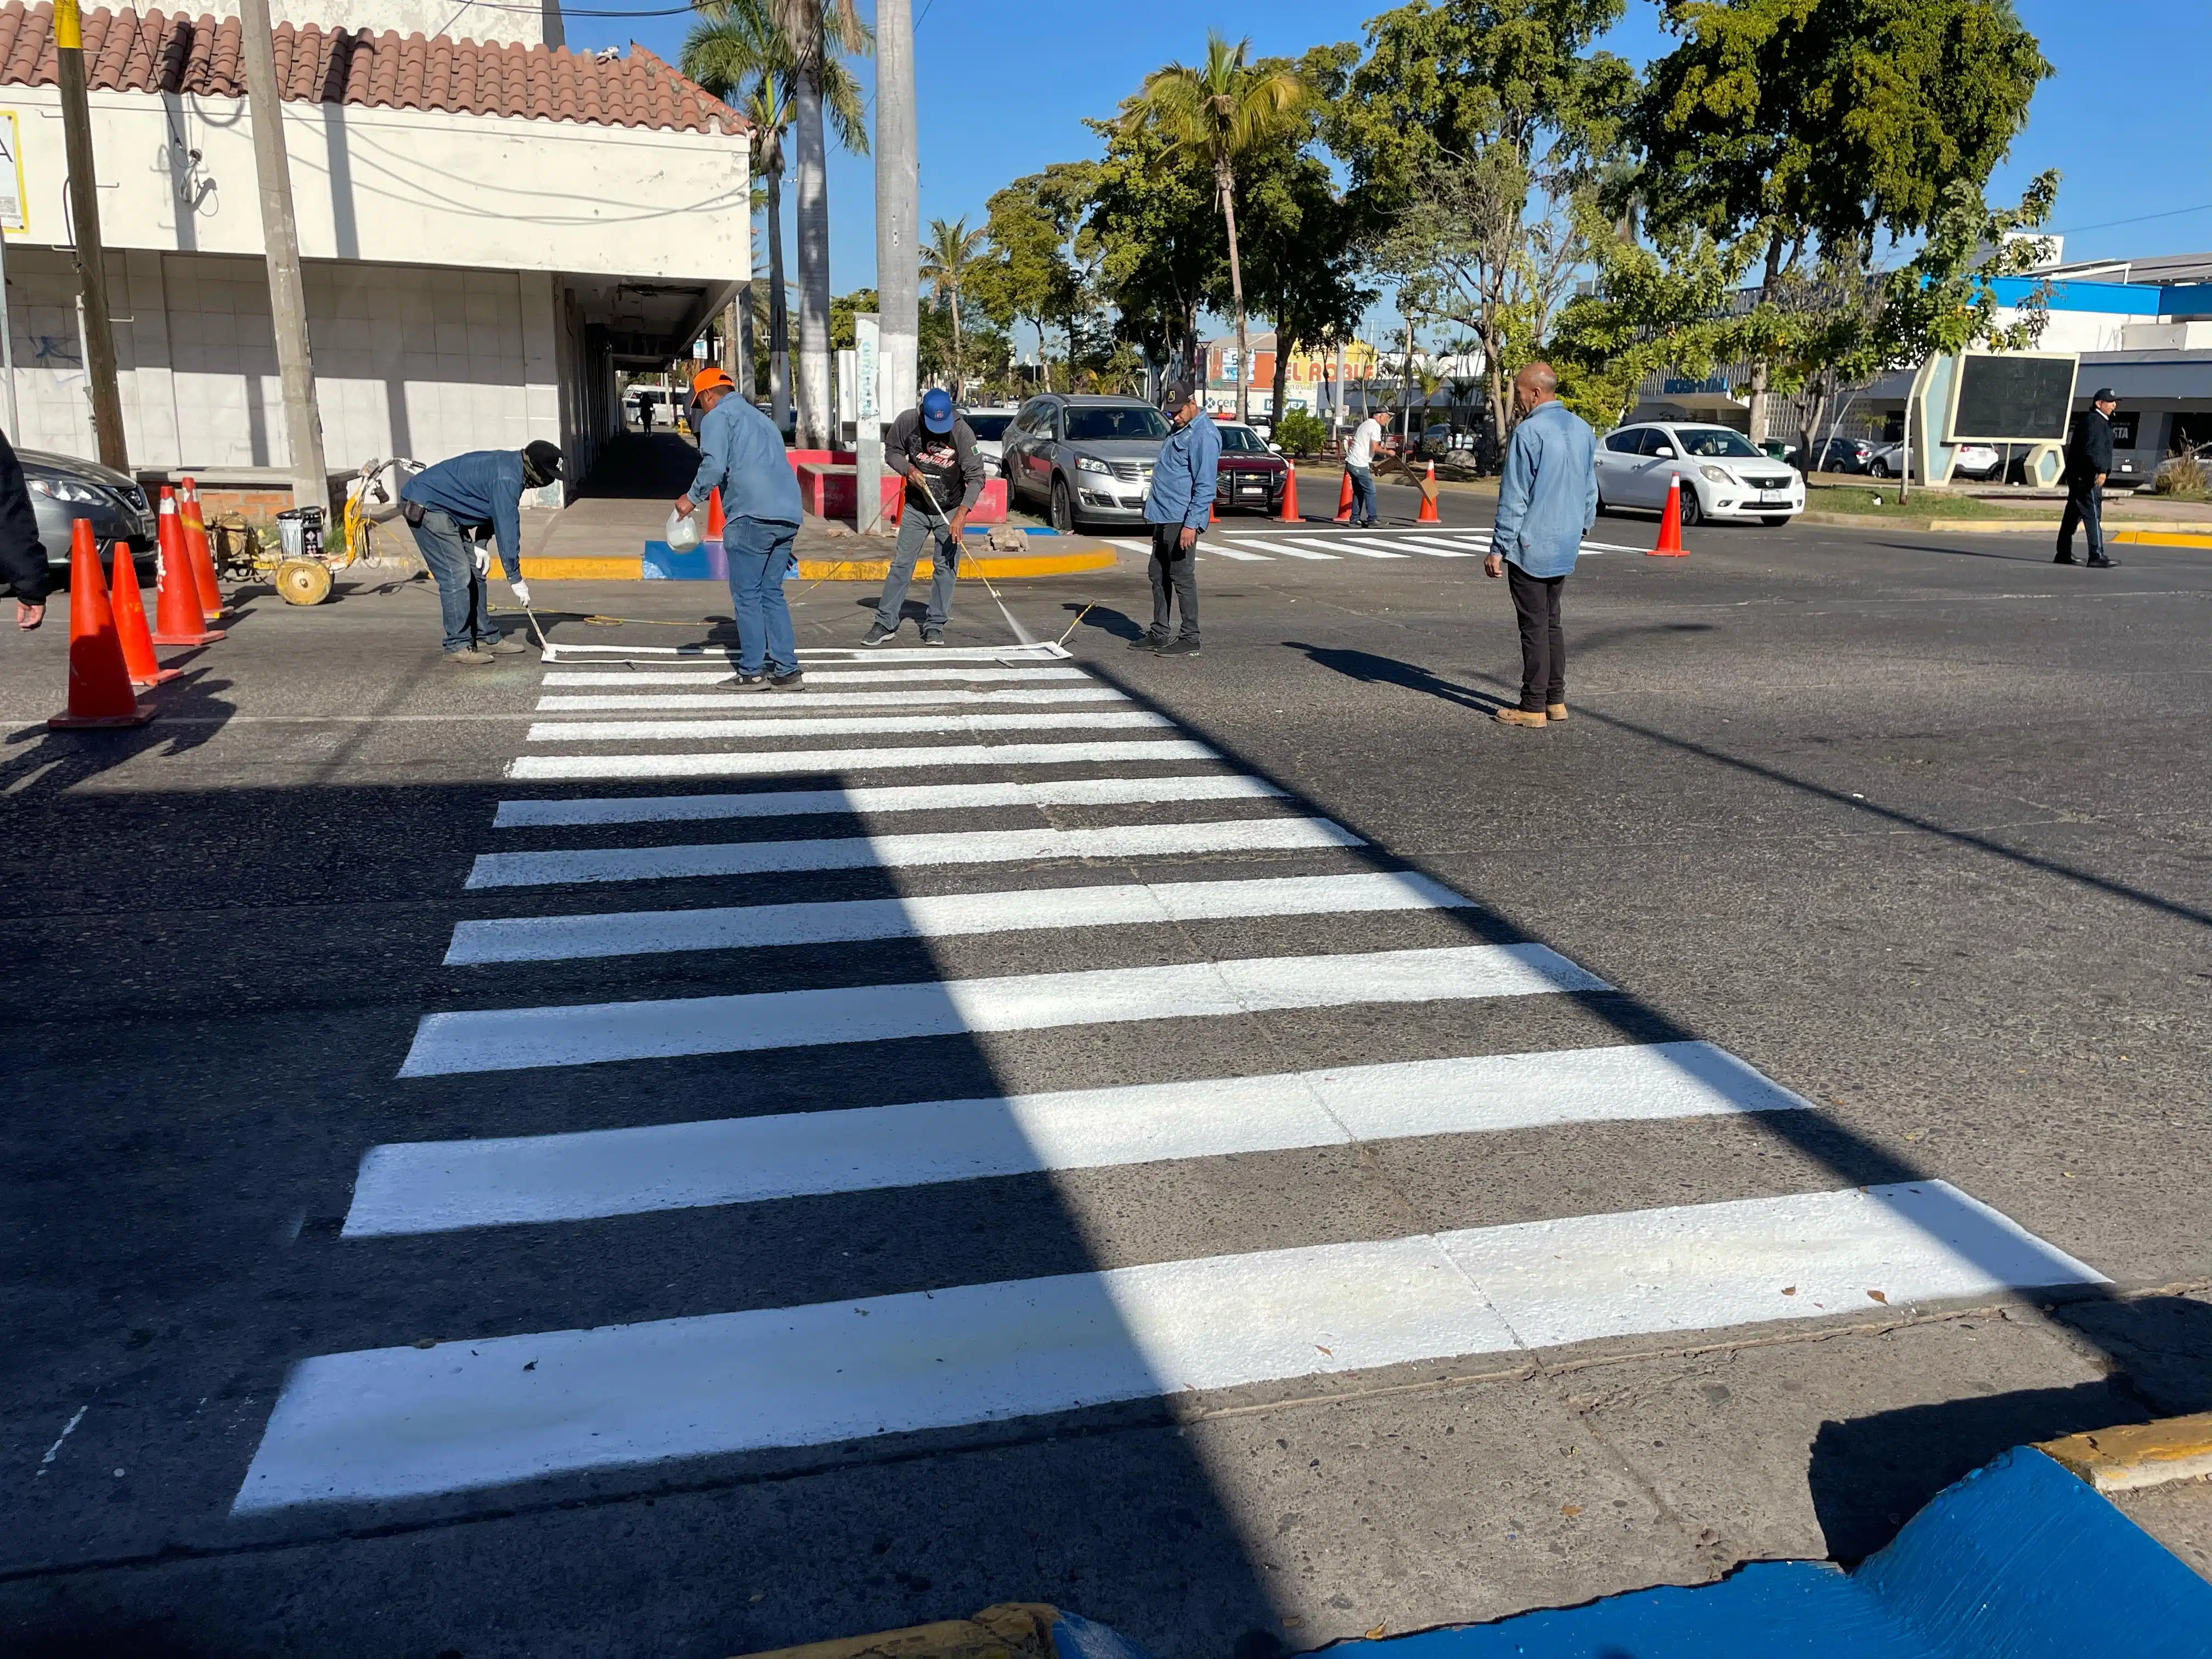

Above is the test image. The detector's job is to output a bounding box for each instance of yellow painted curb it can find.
[2111,529,2212,548]
[2038,1412,2212,1493]
[795,550,1118,582]
[521,556,644,580]
[735,1602,1059,1659]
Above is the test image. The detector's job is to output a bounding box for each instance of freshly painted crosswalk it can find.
[232,640,2111,1519]
[1203,525,1655,563]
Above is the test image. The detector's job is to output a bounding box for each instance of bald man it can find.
[1485,362,1596,727]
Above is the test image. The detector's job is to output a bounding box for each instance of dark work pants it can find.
[408,509,493,654]
[1506,560,1565,711]
[1148,523,1199,642]
[2057,483,2103,559]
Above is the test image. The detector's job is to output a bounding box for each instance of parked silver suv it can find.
[1000,393,1170,533]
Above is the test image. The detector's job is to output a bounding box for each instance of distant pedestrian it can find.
[2057,388,2121,568]
[1132,381,1219,656]
[400,439,563,663]
[639,395,654,433]
[675,366,804,690]
[868,387,983,646]
[1484,362,1596,728]
[1343,404,1391,527]
[0,429,47,629]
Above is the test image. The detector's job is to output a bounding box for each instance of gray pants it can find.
[875,507,960,630]
[1148,523,1199,642]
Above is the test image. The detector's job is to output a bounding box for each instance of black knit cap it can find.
[522,440,564,486]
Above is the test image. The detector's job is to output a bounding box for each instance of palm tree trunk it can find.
[765,168,793,435]
[1220,159,1248,426]
[947,284,962,398]
[792,69,832,449]
[1271,313,1291,430]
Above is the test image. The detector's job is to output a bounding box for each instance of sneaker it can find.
[2086,555,2121,568]
[1125,633,1163,651]
[1157,637,1201,656]
[1495,708,1548,728]
[723,671,770,690]
[864,622,898,646]
[443,646,494,665]
[475,634,527,656]
[921,628,946,647]
[769,668,806,691]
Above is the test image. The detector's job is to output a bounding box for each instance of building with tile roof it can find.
[0,3,748,487]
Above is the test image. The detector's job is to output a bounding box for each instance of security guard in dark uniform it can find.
[2056,388,2121,568]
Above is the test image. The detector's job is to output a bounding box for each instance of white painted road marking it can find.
[492,773,1286,829]
[445,869,1460,963]
[1226,538,1339,560]
[542,667,1094,687]
[535,687,1131,713]
[506,739,1221,782]
[395,943,1607,1077]
[241,1182,2103,1511]
[462,816,1364,889]
[541,642,1072,666]
[347,1041,1805,1233]
[524,711,1175,743]
[1205,545,1274,561]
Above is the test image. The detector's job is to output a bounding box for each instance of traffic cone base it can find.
[1276,465,1300,523]
[1647,475,1689,556]
[49,520,155,728]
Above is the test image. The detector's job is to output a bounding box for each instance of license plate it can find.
[1759,492,1788,504]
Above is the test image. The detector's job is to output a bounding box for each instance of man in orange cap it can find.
[675,366,806,689]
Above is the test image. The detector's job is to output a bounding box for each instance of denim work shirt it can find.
[400,449,531,580]
[1143,413,1222,532]
[1491,399,1598,578]
[690,396,804,527]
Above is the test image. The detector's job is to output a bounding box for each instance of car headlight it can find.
[29,478,106,504]
[1074,454,1111,476]
[1699,465,1730,484]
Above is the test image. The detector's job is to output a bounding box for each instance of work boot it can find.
[476,634,527,655]
[864,622,897,646]
[2086,554,2121,568]
[1495,707,1547,728]
[1545,702,1570,722]
[443,646,494,665]
[769,668,806,691]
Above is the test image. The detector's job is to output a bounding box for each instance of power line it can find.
[2046,201,2212,236]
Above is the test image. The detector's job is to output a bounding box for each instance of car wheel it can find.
[1593,488,1611,517]
[1676,485,1705,528]
[1869,459,1891,479]
[1051,476,1076,534]
[1760,515,1791,528]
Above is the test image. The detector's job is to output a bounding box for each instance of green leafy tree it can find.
[919,217,987,395]
[973,166,1095,392]
[1119,33,1311,423]
[1080,107,1225,383]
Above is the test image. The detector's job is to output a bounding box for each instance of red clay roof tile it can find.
[0,3,747,136]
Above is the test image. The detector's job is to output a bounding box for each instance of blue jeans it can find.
[874,507,959,631]
[1347,465,1377,526]
[725,515,798,675]
[408,509,495,653]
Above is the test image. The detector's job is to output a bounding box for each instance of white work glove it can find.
[472,543,490,577]
[510,578,532,607]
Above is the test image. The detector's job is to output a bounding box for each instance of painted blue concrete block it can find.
[642,538,728,581]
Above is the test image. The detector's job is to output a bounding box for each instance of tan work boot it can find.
[1495,707,1548,729]
[1545,702,1569,722]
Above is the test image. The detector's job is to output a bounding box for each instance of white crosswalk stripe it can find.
[1207,525,1652,563]
[232,648,2109,1516]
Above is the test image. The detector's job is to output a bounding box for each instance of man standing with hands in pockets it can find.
[1485,362,1596,727]
[1132,381,1219,656]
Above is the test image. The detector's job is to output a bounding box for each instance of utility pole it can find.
[237,0,328,514]
[53,0,125,471]
[868,0,918,537]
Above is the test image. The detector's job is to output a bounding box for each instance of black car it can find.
[22,448,159,578]
[1813,437,1876,474]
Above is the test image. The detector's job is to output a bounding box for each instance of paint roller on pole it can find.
[903,460,1035,648]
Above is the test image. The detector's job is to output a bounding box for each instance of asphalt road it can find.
[3,510,2209,1658]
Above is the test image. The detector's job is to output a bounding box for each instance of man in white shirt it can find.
[1343,406,1392,527]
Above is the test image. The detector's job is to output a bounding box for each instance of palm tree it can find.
[770,0,870,448]
[918,216,985,398]
[740,84,794,432]
[1121,34,1308,424]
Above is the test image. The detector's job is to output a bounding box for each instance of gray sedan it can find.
[1000,394,1170,533]
[22,447,159,578]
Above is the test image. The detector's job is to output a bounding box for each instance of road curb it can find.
[520,556,644,580]
[2038,1412,2212,1494]
[2111,528,2212,549]
[1801,509,2212,535]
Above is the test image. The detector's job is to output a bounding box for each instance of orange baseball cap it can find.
[690,366,736,399]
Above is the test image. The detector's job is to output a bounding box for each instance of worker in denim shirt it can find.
[675,366,805,691]
[1133,381,1219,656]
[1485,362,1596,727]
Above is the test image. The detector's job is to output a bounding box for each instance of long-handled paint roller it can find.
[905,467,1036,646]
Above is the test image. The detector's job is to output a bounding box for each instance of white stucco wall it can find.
[0,87,747,282]
[184,0,564,48]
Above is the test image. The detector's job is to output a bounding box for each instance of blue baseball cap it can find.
[921,388,955,433]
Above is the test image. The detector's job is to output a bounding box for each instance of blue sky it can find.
[567,0,2212,345]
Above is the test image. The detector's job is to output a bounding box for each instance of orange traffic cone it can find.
[49,520,155,728]
[109,540,178,686]
[1334,469,1355,523]
[706,486,726,540]
[1275,465,1300,523]
[1418,459,1441,523]
[1648,473,1688,557]
[151,488,224,645]
[178,477,224,619]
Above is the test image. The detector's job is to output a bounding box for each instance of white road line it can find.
[1392,537,1483,558]
[524,711,1174,744]
[1224,538,1340,561]
[1206,545,1275,561]
[396,943,1607,1076]
[534,687,1131,713]
[492,773,1285,828]
[348,1041,1802,1233]
[447,868,1457,963]
[542,667,1094,686]
[543,643,1072,665]
[242,1182,2103,1510]
[506,739,1220,782]
[1329,538,1413,560]
[464,816,1363,890]
[1105,538,1153,554]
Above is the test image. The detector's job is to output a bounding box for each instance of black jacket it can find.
[885,407,984,515]
[2065,407,2114,487]
[0,430,47,602]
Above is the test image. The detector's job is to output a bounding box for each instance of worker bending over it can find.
[400,440,562,664]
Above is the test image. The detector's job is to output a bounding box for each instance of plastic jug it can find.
[665,506,702,553]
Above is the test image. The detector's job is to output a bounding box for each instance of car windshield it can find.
[962,414,1012,441]
[1675,427,1764,459]
[1217,426,1269,453]
[1064,405,1170,442]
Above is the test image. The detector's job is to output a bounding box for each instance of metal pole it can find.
[871,0,917,538]
[236,0,328,513]
[54,0,125,470]
[0,230,19,438]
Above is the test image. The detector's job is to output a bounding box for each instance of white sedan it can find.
[1594,422,1805,526]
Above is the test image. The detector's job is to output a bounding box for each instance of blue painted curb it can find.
[642,538,728,581]
[1322,1448,2212,1657]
